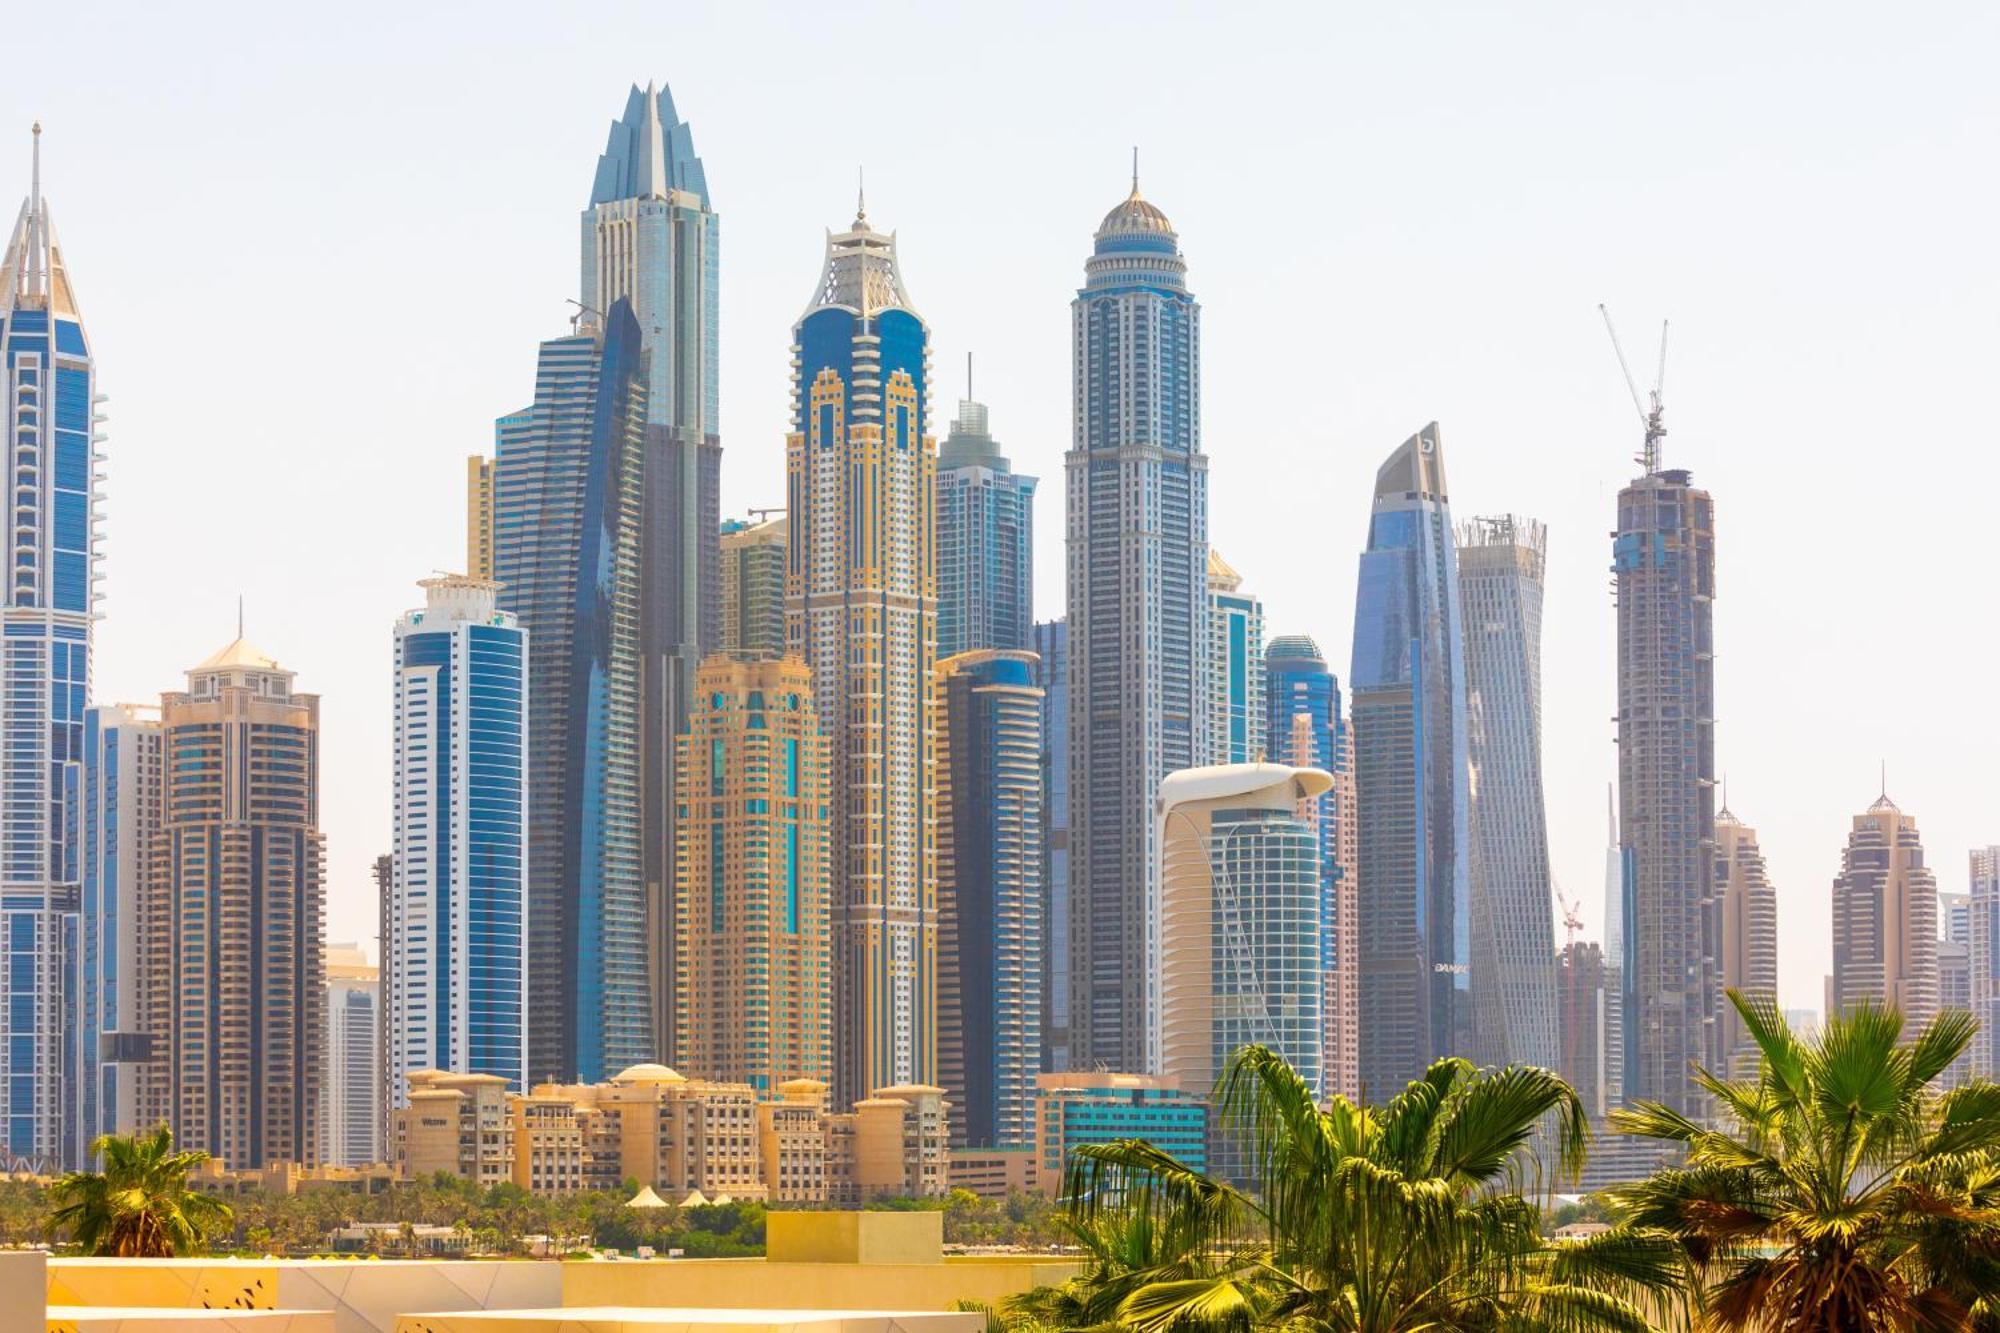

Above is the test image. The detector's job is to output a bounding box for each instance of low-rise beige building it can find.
[393,1065,947,1202]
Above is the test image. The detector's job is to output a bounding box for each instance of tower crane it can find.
[1598,304,1669,474]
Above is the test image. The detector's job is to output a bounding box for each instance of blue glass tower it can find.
[936,649,1043,1149]
[937,394,1034,657]
[1066,169,1206,1074]
[390,577,528,1101]
[1034,619,1069,1072]
[1350,423,1470,1097]
[494,300,648,1083]
[1,126,101,1169]
[1264,635,1350,1098]
[582,84,722,1058]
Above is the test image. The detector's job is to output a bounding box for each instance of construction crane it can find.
[745,506,785,523]
[1556,886,1585,955]
[1598,304,1669,474]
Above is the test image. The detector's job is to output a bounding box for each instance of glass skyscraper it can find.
[1,127,100,1169]
[389,576,528,1102]
[1350,423,1470,1098]
[1204,550,1263,766]
[495,300,649,1083]
[1456,515,1559,1072]
[936,395,1034,657]
[1157,762,1326,1175]
[1263,635,1354,1101]
[79,704,160,1164]
[936,648,1044,1149]
[785,200,937,1106]
[1613,463,1719,1114]
[581,83,722,1064]
[1034,620,1069,1072]
[1066,172,1206,1075]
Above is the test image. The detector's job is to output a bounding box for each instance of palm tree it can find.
[47,1124,234,1257]
[1012,1044,1680,1333]
[1608,991,2000,1332]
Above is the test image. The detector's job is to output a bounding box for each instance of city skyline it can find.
[8,4,1999,1018]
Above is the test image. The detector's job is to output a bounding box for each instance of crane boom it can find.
[1598,303,1669,475]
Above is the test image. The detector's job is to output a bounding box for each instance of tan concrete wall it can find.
[562,1257,1080,1313]
[766,1210,941,1264]
[2,1249,46,1327]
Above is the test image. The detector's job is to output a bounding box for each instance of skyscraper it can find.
[936,649,1043,1149]
[1263,634,1355,1100]
[1157,763,1327,1150]
[936,393,1034,658]
[718,515,786,659]
[1204,550,1264,766]
[582,83,722,1065]
[1557,940,1615,1119]
[785,199,937,1104]
[1066,170,1206,1075]
[1972,849,2000,1079]
[136,638,324,1170]
[1830,792,1938,1031]
[1456,515,1558,1072]
[79,704,162,1160]
[466,455,496,580]
[494,301,648,1083]
[1350,424,1470,1098]
[1034,620,1070,1073]
[323,942,380,1166]
[1613,454,1718,1115]
[1714,804,1777,1074]
[389,576,528,1101]
[674,654,831,1093]
[1,125,102,1169]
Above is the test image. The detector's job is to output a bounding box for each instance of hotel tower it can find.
[785,197,937,1105]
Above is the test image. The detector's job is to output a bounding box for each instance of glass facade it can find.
[2,142,101,1168]
[1066,182,1206,1076]
[390,578,528,1105]
[581,83,723,1061]
[936,399,1034,658]
[494,301,649,1083]
[1263,636,1352,1100]
[1157,764,1325,1165]
[1033,620,1069,1072]
[1456,516,1559,1072]
[1350,424,1470,1098]
[936,650,1043,1149]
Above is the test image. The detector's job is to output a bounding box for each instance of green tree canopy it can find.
[1608,991,2000,1332]
[47,1124,233,1257]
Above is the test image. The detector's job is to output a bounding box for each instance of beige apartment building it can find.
[394,1065,946,1202]
[1831,792,1939,1031]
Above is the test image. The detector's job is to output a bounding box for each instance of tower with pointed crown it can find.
[785,202,937,1105]
[2,125,106,1168]
[577,82,723,1064]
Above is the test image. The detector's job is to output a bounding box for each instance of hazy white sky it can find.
[9,1,1996,1010]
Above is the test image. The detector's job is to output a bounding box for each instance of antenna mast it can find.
[1598,304,1669,474]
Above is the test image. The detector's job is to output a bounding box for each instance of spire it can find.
[966,351,973,401]
[30,121,40,217]
[854,165,867,228]
[1131,145,1139,195]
